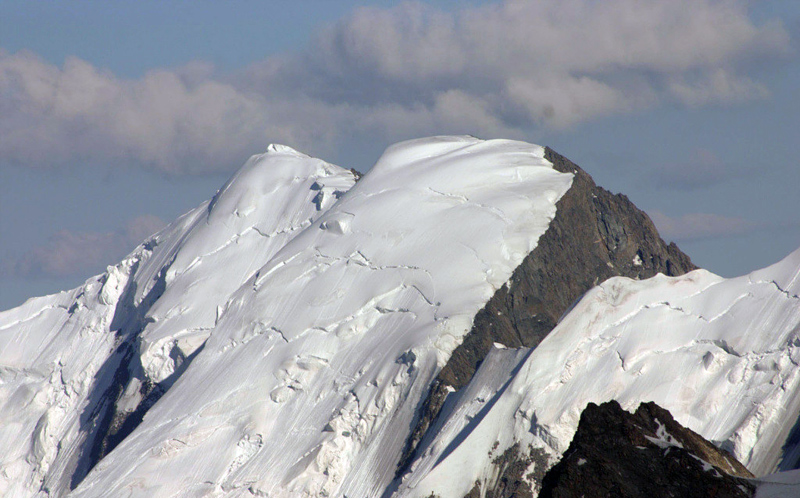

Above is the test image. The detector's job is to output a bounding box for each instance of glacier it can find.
[397,248,800,497]
[0,144,358,496]
[2,135,800,497]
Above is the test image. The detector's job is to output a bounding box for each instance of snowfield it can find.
[398,248,800,497]
[2,135,800,497]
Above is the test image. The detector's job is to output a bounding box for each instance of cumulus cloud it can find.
[0,0,791,173]
[0,52,296,173]
[2,215,166,279]
[649,210,757,241]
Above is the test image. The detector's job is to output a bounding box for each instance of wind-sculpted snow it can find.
[397,247,800,497]
[68,136,573,498]
[136,145,356,384]
[0,145,356,497]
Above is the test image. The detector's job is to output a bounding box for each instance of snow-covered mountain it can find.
[0,145,358,496]
[396,248,800,497]
[1,136,799,497]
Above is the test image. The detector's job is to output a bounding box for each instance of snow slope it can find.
[756,469,800,497]
[397,247,800,497]
[0,145,356,497]
[9,134,799,498]
[69,136,572,498]
[2,136,572,498]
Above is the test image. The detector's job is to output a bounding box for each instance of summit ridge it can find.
[1,136,799,498]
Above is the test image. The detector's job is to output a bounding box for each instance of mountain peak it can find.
[68,137,574,497]
[264,143,308,156]
[371,135,548,176]
[2,137,799,498]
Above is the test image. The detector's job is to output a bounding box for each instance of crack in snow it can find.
[771,280,800,301]
[644,301,710,323]
[251,220,313,240]
[179,221,316,279]
[270,327,289,343]
[426,187,511,224]
[317,249,435,279]
[616,350,627,371]
[426,187,468,203]
[748,275,800,301]
[694,339,742,357]
[252,251,307,290]
[703,293,754,323]
[0,365,49,382]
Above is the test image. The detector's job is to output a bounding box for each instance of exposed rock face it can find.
[538,400,755,498]
[479,443,549,498]
[399,148,696,474]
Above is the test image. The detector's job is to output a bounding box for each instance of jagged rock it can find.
[399,147,696,475]
[538,400,755,498]
[479,443,549,498]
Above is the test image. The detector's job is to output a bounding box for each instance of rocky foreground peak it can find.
[539,400,755,498]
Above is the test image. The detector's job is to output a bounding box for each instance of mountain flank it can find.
[399,147,696,475]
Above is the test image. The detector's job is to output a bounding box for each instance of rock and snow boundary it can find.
[396,247,800,497]
[3,135,800,498]
[1,136,573,497]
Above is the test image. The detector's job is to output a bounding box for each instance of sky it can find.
[1,0,800,310]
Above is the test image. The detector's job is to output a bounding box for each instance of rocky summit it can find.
[539,400,755,498]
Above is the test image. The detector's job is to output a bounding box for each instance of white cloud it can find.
[0,0,791,173]
[649,210,757,241]
[0,52,286,173]
[504,75,634,128]
[2,215,166,279]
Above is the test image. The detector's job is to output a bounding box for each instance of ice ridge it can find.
[66,136,573,498]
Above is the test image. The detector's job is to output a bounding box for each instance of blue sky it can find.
[2,0,800,310]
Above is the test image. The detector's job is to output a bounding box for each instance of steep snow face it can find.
[70,136,573,498]
[399,248,800,497]
[136,145,355,384]
[0,147,356,497]
[0,268,132,497]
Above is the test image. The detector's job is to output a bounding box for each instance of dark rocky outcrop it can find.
[68,257,207,490]
[538,400,755,498]
[479,443,550,498]
[398,148,696,475]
